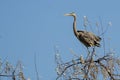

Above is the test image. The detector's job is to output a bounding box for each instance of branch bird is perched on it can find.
[64,12,101,48]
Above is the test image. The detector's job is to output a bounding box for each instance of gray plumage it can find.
[65,12,101,48]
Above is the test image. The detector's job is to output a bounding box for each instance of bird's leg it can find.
[86,47,95,78]
[90,47,95,59]
[92,47,97,57]
[86,47,91,60]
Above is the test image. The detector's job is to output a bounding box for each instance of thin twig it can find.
[99,17,106,55]
[98,61,115,80]
[56,61,82,80]
[34,53,40,80]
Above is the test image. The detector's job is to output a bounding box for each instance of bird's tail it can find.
[95,41,101,47]
[97,36,101,41]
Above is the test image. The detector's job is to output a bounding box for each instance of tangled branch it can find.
[55,48,120,80]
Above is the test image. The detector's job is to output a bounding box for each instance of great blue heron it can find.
[64,12,101,48]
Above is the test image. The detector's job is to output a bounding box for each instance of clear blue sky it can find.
[0,0,120,80]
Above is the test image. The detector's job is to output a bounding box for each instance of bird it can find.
[64,12,101,48]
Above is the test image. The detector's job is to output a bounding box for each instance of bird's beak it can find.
[64,13,70,16]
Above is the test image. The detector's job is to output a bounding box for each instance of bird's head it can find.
[64,12,76,17]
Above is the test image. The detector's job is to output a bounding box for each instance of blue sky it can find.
[0,0,120,80]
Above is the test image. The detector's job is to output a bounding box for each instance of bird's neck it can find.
[73,16,78,36]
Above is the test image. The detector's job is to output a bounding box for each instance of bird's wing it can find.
[85,32,101,47]
[85,32,100,40]
[77,30,101,47]
[77,31,94,46]
[77,31,94,40]
[87,32,101,41]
